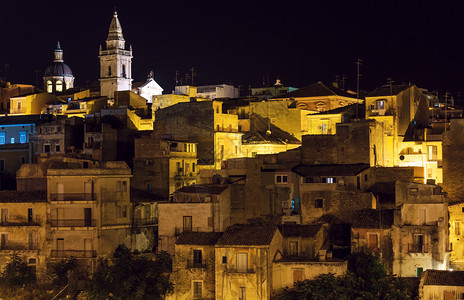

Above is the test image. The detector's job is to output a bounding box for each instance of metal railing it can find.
[187,260,207,269]
[50,219,96,227]
[0,242,38,251]
[51,250,96,258]
[408,244,429,253]
[0,220,40,226]
[50,193,96,201]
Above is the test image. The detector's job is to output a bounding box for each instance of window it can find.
[222,256,227,264]
[322,123,327,134]
[192,163,195,172]
[193,250,202,264]
[55,145,60,152]
[17,101,21,110]
[428,145,437,161]
[28,208,34,223]
[193,281,202,299]
[364,174,368,182]
[183,216,192,232]
[28,232,36,250]
[377,100,385,110]
[10,137,14,144]
[0,234,8,249]
[323,177,336,183]
[456,222,461,236]
[239,287,246,300]
[117,206,127,218]
[236,253,248,272]
[1,208,8,224]
[19,131,26,143]
[293,269,305,284]
[413,234,424,253]
[47,80,53,93]
[56,80,63,92]
[66,81,71,90]
[288,241,299,256]
[416,267,423,277]
[0,132,4,145]
[315,199,323,208]
[108,66,112,76]
[368,233,379,251]
[122,65,126,78]
[44,144,50,153]
[276,175,288,183]
[122,181,127,192]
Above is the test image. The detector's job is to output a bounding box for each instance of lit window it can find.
[323,177,336,183]
[19,131,26,143]
[0,132,5,145]
[56,81,63,92]
[10,137,14,144]
[377,100,385,109]
[47,81,53,93]
[66,81,71,90]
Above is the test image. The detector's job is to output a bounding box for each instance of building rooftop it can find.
[176,232,223,245]
[175,184,229,195]
[0,114,45,125]
[318,209,394,229]
[216,224,278,246]
[367,84,411,97]
[274,81,357,99]
[278,224,322,238]
[242,130,300,145]
[307,103,365,118]
[422,270,464,286]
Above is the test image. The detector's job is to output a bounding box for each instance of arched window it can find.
[108,66,112,77]
[65,81,71,90]
[47,80,53,93]
[56,80,63,92]
[122,65,126,78]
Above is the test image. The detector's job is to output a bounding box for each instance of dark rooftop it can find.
[176,232,223,245]
[0,114,45,125]
[278,224,322,238]
[216,224,278,246]
[422,270,464,286]
[308,103,365,118]
[0,191,47,203]
[130,188,163,204]
[242,130,300,145]
[318,209,394,229]
[273,81,357,99]
[367,84,411,97]
[292,163,370,177]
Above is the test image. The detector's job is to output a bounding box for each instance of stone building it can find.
[0,82,35,113]
[154,100,243,168]
[442,119,464,203]
[420,270,464,300]
[168,232,223,300]
[215,224,282,300]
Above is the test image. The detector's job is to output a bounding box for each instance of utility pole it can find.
[355,59,362,118]
[34,69,40,88]
[444,91,450,131]
[387,78,394,96]
[341,75,347,90]
[174,70,180,85]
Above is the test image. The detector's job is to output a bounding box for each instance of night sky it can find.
[1,1,464,99]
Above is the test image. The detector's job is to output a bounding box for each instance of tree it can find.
[48,257,77,287]
[86,245,173,300]
[0,252,36,288]
[276,251,413,300]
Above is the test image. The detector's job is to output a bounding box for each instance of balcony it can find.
[132,217,158,227]
[408,244,429,253]
[0,242,38,251]
[50,219,97,227]
[0,220,40,227]
[51,250,96,258]
[50,193,96,201]
[187,260,207,269]
[226,267,256,274]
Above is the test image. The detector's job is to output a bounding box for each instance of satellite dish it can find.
[266,130,272,136]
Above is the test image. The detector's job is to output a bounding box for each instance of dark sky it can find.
[1,1,464,98]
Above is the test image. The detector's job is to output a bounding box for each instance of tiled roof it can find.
[422,270,464,286]
[308,103,365,118]
[367,84,411,97]
[318,209,394,229]
[242,130,300,145]
[0,191,47,203]
[278,224,322,237]
[176,232,223,245]
[216,224,278,246]
[274,82,357,99]
[175,185,229,195]
[292,163,370,177]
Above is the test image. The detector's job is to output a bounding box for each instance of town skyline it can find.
[2,1,464,98]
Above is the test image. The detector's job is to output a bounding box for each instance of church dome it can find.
[44,42,73,77]
[44,62,73,77]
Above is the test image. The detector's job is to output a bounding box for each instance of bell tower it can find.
[99,10,133,99]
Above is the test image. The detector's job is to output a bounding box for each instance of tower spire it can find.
[54,41,63,62]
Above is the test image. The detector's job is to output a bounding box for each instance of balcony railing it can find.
[51,250,96,258]
[50,193,96,201]
[226,267,256,274]
[50,219,96,227]
[408,244,429,253]
[187,260,207,269]
[132,218,158,226]
[0,242,38,251]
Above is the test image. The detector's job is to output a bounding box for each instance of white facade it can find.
[99,11,132,99]
[134,76,163,103]
[176,84,238,99]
